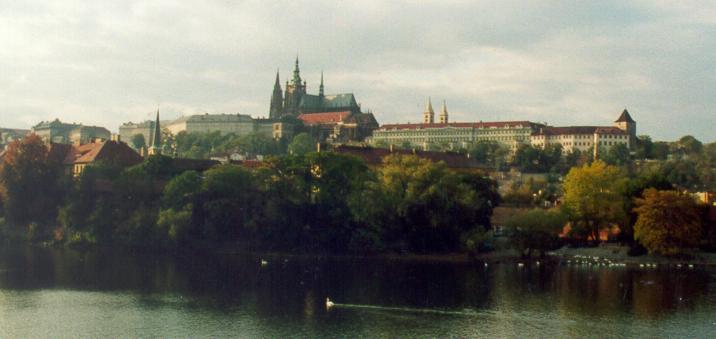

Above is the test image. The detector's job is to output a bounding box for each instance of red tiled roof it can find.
[298,111,351,125]
[63,140,143,166]
[379,121,541,130]
[533,126,627,136]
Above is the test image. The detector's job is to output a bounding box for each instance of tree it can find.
[633,189,702,255]
[603,143,630,166]
[512,144,562,173]
[0,135,67,238]
[562,161,626,243]
[675,135,703,157]
[468,141,509,169]
[505,209,566,257]
[131,134,146,150]
[634,135,653,160]
[351,154,498,253]
[288,132,314,156]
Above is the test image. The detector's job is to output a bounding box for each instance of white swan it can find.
[260,259,268,266]
[326,297,335,309]
[517,262,524,268]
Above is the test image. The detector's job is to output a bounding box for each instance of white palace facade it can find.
[370,99,636,157]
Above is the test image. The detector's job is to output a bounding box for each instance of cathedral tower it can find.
[423,97,435,124]
[439,100,449,124]
[283,57,306,116]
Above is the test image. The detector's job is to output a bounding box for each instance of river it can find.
[0,246,713,338]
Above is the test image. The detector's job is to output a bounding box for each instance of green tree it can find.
[562,161,626,243]
[288,132,314,156]
[131,134,146,150]
[505,209,566,257]
[675,135,703,157]
[352,154,498,253]
[603,143,630,166]
[468,141,509,169]
[633,189,702,255]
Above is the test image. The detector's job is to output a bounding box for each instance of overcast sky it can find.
[1,1,714,141]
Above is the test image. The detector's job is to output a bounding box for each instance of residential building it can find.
[48,140,143,177]
[33,119,110,145]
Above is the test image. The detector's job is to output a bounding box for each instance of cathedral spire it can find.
[292,56,302,86]
[270,69,283,119]
[423,97,435,124]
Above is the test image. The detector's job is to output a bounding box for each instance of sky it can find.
[0,0,714,142]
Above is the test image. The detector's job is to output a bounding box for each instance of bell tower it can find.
[423,97,434,124]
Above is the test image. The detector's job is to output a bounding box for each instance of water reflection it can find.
[0,246,713,337]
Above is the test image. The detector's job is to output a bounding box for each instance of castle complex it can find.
[119,59,378,146]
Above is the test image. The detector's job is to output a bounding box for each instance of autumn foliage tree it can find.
[633,189,702,255]
[0,135,66,238]
[562,161,626,243]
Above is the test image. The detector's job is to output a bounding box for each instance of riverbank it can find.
[548,244,716,267]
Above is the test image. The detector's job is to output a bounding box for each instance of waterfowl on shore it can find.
[326,298,335,309]
[517,262,524,268]
[260,259,268,266]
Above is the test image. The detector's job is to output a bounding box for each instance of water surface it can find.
[0,246,714,338]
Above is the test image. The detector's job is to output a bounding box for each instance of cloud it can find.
[0,0,713,142]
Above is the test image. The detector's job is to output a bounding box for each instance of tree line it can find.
[505,160,716,257]
[0,135,498,254]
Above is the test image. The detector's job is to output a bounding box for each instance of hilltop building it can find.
[372,98,543,151]
[372,101,636,156]
[530,109,636,157]
[268,58,378,141]
[32,119,111,145]
[270,58,361,118]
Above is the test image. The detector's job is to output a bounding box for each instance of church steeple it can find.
[270,70,283,119]
[439,100,449,124]
[423,97,435,124]
[319,71,325,98]
[149,108,162,156]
